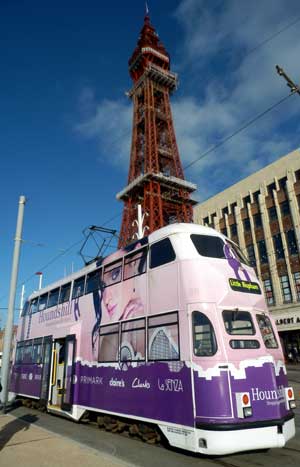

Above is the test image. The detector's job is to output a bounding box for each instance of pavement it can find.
[0,365,299,467]
[0,412,133,467]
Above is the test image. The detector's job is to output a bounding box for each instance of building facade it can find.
[194,148,300,360]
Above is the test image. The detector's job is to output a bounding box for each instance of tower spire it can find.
[117,13,197,247]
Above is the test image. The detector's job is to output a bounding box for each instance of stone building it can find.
[194,148,300,359]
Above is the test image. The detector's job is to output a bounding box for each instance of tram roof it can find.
[27,223,225,300]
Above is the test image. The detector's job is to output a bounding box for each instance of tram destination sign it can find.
[229,278,261,294]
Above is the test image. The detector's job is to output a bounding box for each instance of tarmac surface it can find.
[0,364,299,467]
[0,411,133,467]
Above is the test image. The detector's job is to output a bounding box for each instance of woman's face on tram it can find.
[102,267,127,320]
[102,245,142,320]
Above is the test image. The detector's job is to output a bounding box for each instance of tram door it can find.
[50,334,76,411]
[40,336,53,404]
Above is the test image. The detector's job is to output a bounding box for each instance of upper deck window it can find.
[59,283,71,304]
[103,260,123,287]
[191,234,250,266]
[150,238,175,269]
[21,300,30,316]
[191,234,225,259]
[72,276,85,299]
[30,297,39,314]
[86,269,101,294]
[256,314,278,349]
[124,247,147,280]
[38,293,48,312]
[223,310,255,335]
[48,288,60,308]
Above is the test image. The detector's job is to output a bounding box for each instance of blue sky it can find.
[1,0,300,324]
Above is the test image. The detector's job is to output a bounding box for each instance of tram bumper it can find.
[195,414,295,455]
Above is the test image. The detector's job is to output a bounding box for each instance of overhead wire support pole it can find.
[1,195,26,413]
[276,65,300,95]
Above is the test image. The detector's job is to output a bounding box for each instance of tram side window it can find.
[30,297,39,314]
[230,340,260,349]
[256,314,278,349]
[23,340,33,364]
[103,260,123,287]
[120,318,145,362]
[48,288,60,308]
[59,283,71,304]
[38,293,48,312]
[124,247,147,280]
[148,312,179,361]
[32,338,43,364]
[86,269,101,294]
[15,343,24,364]
[98,324,119,363]
[223,310,255,335]
[150,238,176,269]
[72,276,86,299]
[192,311,217,356]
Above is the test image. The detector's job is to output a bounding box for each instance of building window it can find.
[280,200,290,216]
[267,182,276,197]
[230,202,237,213]
[253,191,260,204]
[253,213,262,228]
[243,195,251,207]
[246,244,256,267]
[273,233,285,259]
[293,272,300,301]
[268,206,278,221]
[263,278,275,306]
[221,227,228,236]
[222,206,229,216]
[230,224,237,237]
[243,218,251,232]
[297,195,300,211]
[278,176,287,193]
[203,216,209,225]
[295,169,300,181]
[258,239,268,264]
[286,230,298,255]
[279,275,292,303]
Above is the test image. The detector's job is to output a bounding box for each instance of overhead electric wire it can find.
[242,15,300,60]
[183,89,298,172]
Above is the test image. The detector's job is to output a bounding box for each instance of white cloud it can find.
[74,1,300,201]
[75,93,132,169]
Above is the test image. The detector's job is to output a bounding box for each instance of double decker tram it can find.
[10,224,296,455]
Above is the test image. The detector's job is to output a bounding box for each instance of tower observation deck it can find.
[117,12,197,247]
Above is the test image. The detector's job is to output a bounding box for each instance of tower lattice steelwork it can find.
[117,13,197,247]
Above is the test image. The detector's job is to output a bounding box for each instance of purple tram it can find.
[10,224,296,455]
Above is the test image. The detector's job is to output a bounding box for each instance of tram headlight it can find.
[236,392,252,418]
[284,387,296,410]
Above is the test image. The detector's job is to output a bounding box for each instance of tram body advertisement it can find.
[10,224,296,455]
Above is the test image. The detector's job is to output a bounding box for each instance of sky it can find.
[1,0,300,324]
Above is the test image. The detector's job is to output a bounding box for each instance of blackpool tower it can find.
[117,11,197,248]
